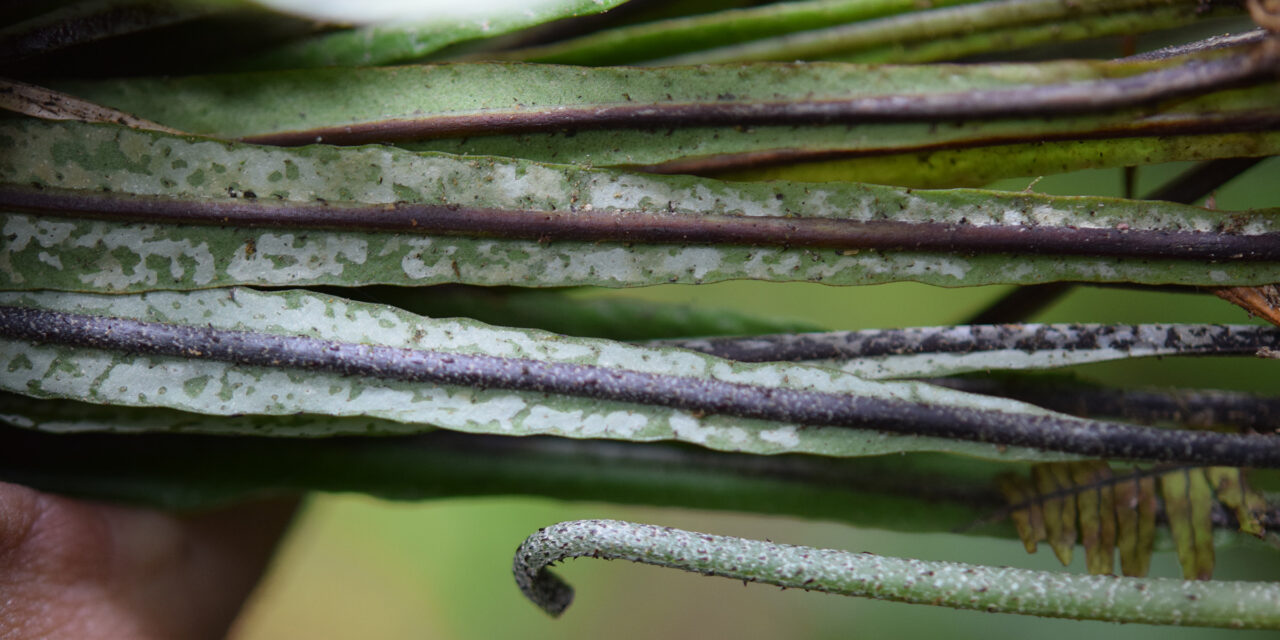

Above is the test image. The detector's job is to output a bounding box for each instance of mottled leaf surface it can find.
[0,287,1087,461]
[3,120,1276,293]
[658,325,1280,380]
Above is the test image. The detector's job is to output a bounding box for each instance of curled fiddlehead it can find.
[514,519,1280,627]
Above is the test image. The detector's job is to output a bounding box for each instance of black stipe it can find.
[4,306,1280,467]
[928,378,1280,432]
[652,324,1280,363]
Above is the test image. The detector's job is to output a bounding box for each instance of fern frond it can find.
[1000,463,1269,579]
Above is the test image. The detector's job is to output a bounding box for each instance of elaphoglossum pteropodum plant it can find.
[1,0,1279,635]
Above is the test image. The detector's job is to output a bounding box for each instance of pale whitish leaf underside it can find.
[0,287,1091,462]
[2,120,1277,293]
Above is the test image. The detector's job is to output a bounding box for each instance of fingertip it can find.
[0,481,47,565]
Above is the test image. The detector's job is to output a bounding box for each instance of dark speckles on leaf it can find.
[5,305,1280,467]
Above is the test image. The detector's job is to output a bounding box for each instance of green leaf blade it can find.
[51,56,1280,184]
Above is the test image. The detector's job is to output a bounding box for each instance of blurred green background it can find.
[229,159,1279,639]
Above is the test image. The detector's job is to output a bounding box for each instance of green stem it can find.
[643,0,1231,64]
[514,519,1280,627]
[828,6,1216,64]
[499,0,985,65]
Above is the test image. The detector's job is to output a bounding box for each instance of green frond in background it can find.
[1000,463,1270,580]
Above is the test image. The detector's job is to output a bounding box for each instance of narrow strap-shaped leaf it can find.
[1161,469,1216,580]
[0,78,183,133]
[1187,468,1218,580]
[0,407,1006,532]
[1136,475,1159,577]
[654,324,1280,379]
[1113,472,1159,577]
[1209,467,1253,533]
[4,120,1278,292]
[967,156,1267,325]
[821,6,1223,65]
[51,50,1280,182]
[1070,461,1116,575]
[1161,470,1195,579]
[959,157,1266,327]
[9,288,1280,466]
[0,287,1081,461]
[639,0,1235,65]
[14,183,1277,262]
[1034,463,1077,565]
[513,519,1280,627]
[1207,467,1269,537]
[998,473,1046,552]
[61,49,1276,143]
[1114,474,1142,576]
[1094,464,1119,573]
[1070,463,1101,570]
[1242,479,1271,536]
[498,0,987,65]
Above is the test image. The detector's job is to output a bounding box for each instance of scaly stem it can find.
[514,519,1280,627]
[652,323,1280,362]
[927,376,1280,431]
